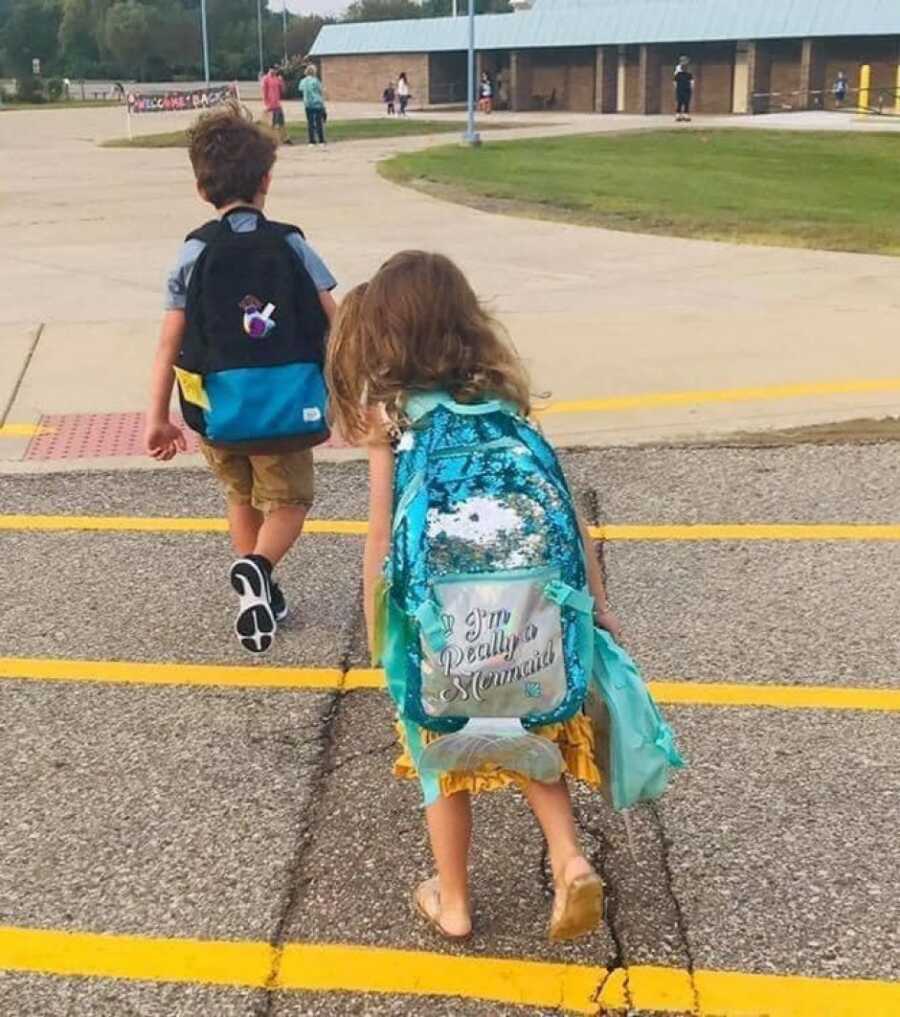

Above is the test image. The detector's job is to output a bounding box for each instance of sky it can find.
[277,0,350,15]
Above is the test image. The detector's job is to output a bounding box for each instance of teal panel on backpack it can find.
[203,363,326,443]
[591,628,685,812]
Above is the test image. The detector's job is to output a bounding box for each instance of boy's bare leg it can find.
[424,791,473,936]
[228,503,263,556]
[254,505,307,566]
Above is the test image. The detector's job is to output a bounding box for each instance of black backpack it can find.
[177,208,329,447]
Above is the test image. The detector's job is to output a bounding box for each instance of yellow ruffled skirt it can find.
[394,711,602,798]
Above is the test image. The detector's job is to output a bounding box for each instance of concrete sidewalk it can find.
[2,106,899,468]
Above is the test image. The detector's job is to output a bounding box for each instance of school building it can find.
[309,0,900,115]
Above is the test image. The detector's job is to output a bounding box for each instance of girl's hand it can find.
[595,608,624,645]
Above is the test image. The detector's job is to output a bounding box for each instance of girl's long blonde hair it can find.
[326,251,532,444]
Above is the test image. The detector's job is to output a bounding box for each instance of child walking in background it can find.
[383,81,396,116]
[145,107,337,653]
[326,253,623,942]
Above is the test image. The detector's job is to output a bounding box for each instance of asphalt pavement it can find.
[1,441,898,1015]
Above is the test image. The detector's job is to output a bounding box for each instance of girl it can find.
[479,71,493,114]
[383,80,396,116]
[326,253,622,942]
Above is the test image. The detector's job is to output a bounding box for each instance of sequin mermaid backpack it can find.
[374,391,597,802]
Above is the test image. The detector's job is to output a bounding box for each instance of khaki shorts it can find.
[201,442,314,513]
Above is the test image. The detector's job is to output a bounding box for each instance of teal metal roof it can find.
[311,0,900,56]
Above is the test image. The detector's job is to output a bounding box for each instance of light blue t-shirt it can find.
[298,75,324,110]
[164,210,336,311]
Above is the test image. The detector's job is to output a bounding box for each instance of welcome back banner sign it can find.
[127,83,238,115]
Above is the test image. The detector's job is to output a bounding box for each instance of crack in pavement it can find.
[256,585,365,1017]
[649,802,701,1017]
[1,322,44,427]
[579,487,631,1015]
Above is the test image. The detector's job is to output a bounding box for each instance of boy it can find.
[673,57,694,121]
[145,107,337,653]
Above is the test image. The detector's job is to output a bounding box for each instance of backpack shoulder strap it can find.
[186,219,225,244]
[404,390,520,423]
[265,218,307,241]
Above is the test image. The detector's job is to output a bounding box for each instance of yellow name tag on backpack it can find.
[173,366,210,411]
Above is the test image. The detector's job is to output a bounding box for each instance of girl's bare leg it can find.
[424,791,473,935]
[523,778,594,884]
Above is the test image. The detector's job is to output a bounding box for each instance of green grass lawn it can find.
[104,117,512,149]
[380,128,900,255]
[2,99,122,111]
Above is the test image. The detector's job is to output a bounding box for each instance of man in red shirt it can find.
[261,66,292,144]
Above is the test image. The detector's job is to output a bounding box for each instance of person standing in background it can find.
[397,72,411,116]
[479,71,494,114]
[673,57,694,122]
[262,65,291,145]
[832,71,849,108]
[299,64,327,147]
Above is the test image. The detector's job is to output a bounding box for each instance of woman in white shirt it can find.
[397,72,410,116]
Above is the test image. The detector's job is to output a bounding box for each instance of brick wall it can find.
[624,46,641,113]
[511,51,533,110]
[824,35,900,108]
[430,51,467,105]
[657,45,685,114]
[639,44,662,113]
[767,40,803,106]
[697,42,735,113]
[319,53,429,103]
[568,48,597,112]
[524,48,596,111]
[595,45,618,112]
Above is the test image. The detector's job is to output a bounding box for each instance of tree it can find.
[343,0,423,23]
[0,0,62,77]
[284,14,330,62]
[104,1,152,77]
[58,0,100,73]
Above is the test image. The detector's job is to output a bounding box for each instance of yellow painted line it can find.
[0,926,269,989]
[0,657,344,690]
[2,925,899,1016]
[0,657,897,712]
[542,376,900,415]
[2,515,899,542]
[0,423,53,437]
[0,514,367,536]
[591,523,900,541]
[650,680,900,713]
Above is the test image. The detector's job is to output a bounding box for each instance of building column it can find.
[595,45,618,112]
[510,51,532,111]
[746,40,771,114]
[638,43,662,114]
[800,38,825,109]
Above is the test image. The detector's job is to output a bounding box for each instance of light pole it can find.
[464,0,480,144]
[200,0,210,83]
[257,0,264,78]
[282,0,288,63]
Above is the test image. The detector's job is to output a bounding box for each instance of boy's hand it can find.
[595,608,624,645]
[145,420,187,461]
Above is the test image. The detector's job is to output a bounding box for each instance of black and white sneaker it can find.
[270,580,288,623]
[229,557,276,654]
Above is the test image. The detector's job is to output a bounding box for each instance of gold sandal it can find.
[413,876,472,941]
[549,864,604,941]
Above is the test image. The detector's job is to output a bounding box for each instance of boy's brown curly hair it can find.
[186,104,277,209]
